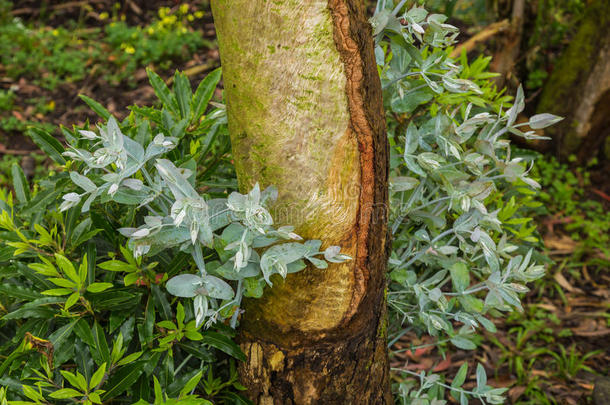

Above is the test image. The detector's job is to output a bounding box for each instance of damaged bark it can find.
[211,0,391,403]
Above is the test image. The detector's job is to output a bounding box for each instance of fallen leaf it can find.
[508,385,526,402]
[554,271,583,294]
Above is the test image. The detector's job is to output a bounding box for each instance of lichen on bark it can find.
[212,0,362,335]
[211,0,391,402]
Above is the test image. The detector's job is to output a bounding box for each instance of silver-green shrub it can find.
[372,1,560,403]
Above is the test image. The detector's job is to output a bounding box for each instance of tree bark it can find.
[490,0,525,89]
[210,0,391,403]
[536,0,610,160]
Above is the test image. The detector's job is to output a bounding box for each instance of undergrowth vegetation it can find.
[0,0,211,136]
[0,1,606,404]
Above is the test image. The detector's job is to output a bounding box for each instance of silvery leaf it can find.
[123,178,143,190]
[194,295,208,327]
[70,172,96,193]
[166,274,202,298]
[202,275,234,300]
[528,113,563,129]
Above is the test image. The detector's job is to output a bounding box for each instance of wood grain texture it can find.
[211,0,390,402]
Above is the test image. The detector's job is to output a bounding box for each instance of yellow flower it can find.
[158,7,170,18]
[124,45,135,54]
[51,29,59,36]
[187,14,194,22]
[179,4,189,14]
[194,11,204,18]
[99,12,109,20]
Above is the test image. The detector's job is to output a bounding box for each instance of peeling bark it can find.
[211,0,391,403]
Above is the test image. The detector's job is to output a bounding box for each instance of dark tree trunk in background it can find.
[211,0,391,403]
[490,0,525,89]
[536,0,610,162]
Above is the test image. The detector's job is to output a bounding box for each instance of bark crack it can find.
[327,0,388,324]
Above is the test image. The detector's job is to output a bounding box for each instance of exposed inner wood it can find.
[211,0,390,402]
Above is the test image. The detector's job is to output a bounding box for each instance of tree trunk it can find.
[490,0,525,89]
[536,0,610,161]
[210,1,391,403]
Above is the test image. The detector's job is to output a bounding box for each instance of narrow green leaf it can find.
[151,284,172,320]
[179,370,203,397]
[174,71,192,120]
[60,370,87,392]
[116,351,143,367]
[450,262,470,293]
[452,363,468,390]
[86,282,113,293]
[146,69,178,114]
[49,320,78,365]
[21,385,44,401]
[92,322,110,366]
[89,362,106,390]
[451,335,476,350]
[48,277,77,288]
[177,342,214,362]
[54,254,79,284]
[101,361,146,400]
[98,260,137,272]
[74,319,96,348]
[476,363,487,388]
[41,288,72,296]
[0,284,42,300]
[11,163,30,203]
[26,127,65,165]
[191,68,221,122]
[79,95,111,120]
[86,243,97,285]
[49,388,82,399]
[201,331,246,361]
[64,291,80,310]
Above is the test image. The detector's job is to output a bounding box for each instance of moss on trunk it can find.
[536,0,610,159]
[211,0,391,402]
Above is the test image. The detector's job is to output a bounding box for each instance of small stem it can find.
[391,367,485,399]
[174,354,193,375]
[403,229,455,268]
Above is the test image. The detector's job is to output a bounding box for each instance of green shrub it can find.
[0,69,347,403]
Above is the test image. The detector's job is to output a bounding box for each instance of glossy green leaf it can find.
[191,68,221,122]
[11,163,30,204]
[27,127,65,165]
[201,331,246,361]
[79,95,111,120]
[101,361,146,400]
[146,69,178,114]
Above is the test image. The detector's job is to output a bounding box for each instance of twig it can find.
[165,62,219,85]
[450,19,510,58]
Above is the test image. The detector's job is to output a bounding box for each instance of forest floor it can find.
[1,1,608,404]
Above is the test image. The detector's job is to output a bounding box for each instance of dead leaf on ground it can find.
[508,385,526,402]
[554,271,584,294]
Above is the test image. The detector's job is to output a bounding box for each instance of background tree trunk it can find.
[536,0,610,161]
[489,0,525,89]
[210,0,391,403]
